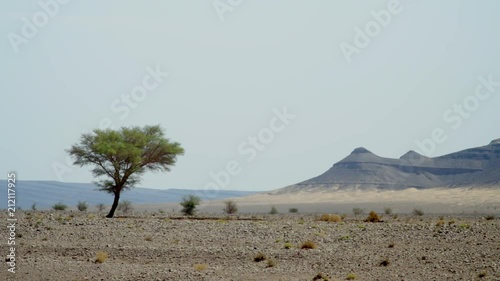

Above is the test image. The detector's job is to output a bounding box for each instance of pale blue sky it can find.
[1,0,499,191]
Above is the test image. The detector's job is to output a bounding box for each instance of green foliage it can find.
[77,201,88,212]
[269,206,278,214]
[289,208,299,213]
[52,202,68,211]
[346,273,357,280]
[180,195,201,216]
[384,207,393,215]
[223,200,238,215]
[67,125,184,218]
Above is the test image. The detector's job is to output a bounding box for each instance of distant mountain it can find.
[275,139,500,193]
[0,181,255,210]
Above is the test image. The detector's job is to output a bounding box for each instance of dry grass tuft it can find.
[300,240,317,250]
[194,263,208,271]
[318,214,342,222]
[312,272,329,280]
[365,211,382,222]
[95,251,108,264]
[254,253,266,262]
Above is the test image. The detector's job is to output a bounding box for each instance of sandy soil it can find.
[2,210,499,281]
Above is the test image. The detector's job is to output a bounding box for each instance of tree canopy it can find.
[67,125,184,217]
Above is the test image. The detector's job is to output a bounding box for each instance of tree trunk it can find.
[106,191,120,218]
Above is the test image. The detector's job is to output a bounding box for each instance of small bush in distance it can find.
[289,208,299,213]
[117,200,133,214]
[346,273,357,280]
[254,253,266,262]
[180,195,201,216]
[413,208,424,216]
[269,206,278,214]
[194,264,208,271]
[352,208,364,216]
[384,207,393,215]
[96,203,106,212]
[312,273,329,280]
[364,211,381,223]
[223,200,238,215]
[266,259,276,268]
[379,258,390,267]
[77,201,88,212]
[485,215,495,220]
[52,202,68,211]
[318,214,342,222]
[300,240,317,250]
[31,203,37,211]
[95,251,108,263]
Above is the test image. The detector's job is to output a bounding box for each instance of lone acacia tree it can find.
[67,125,184,218]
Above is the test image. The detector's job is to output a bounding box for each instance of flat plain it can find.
[2,207,499,281]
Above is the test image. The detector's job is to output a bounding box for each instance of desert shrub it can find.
[266,259,276,268]
[388,243,395,248]
[289,208,299,213]
[77,201,88,212]
[158,209,165,214]
[31,203,37,211]
[412,208,424,216]
[384,207,393,215]
[284,242,293,249]
[300,240,317,250]
[95,251,108,263]
[96,203,106,212]
[459,223,470,229]
[346,273,357,280]
[379,258,390,267]
[223,200,238,215]
[352,208,364,216]
[144,235,153,241]
[117,200,133,214]
[478,272,487,278]
[485,215,495,220]
[52,202,68,211]
[318,214,342,222]
[269,206,278,214]
[436,219,445,226]
[194,264,208,271]
[180,195,200,216]
[312,273,329,280]
[364,211,381,223]
[254,253,266,262]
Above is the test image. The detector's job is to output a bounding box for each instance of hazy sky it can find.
[1,0,500,191]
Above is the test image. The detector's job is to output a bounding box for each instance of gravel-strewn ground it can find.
[2,211,499,281]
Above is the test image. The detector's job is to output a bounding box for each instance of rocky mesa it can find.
[276,139,500,193]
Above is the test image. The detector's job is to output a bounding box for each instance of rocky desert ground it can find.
[2,207,499,281]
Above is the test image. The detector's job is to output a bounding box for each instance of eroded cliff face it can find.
[277,139,500,193]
